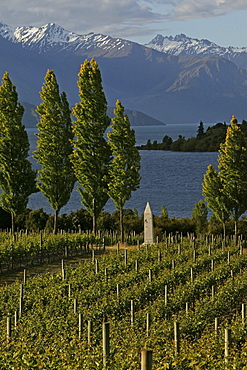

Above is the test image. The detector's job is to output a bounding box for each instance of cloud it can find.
[2,0,247,39]
[1,0,163,37]
[148,0,247,20]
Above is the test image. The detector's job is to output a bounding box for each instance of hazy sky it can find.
[1,0,247,47]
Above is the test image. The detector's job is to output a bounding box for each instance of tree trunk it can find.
[54,209,58,234]
[120,207,124,244]
[223,222,226,245]
[11,213,15,234]
[92,198,96,234]
[92,215,97,235]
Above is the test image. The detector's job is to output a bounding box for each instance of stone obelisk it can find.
[144,202,154,244]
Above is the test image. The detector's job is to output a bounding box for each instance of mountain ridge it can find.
[21,101,165,128]
[145,33,247,70]
[0,22,247,123]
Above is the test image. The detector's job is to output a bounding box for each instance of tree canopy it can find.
[107,100,141,242]
[71,58,111,233]
[35,70,75,233]
[0,72,36,231]
[203,118,247,236]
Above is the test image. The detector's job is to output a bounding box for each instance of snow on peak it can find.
[0,22,15,41]
[145,34,247,58]
[0,22,128,54]
[4,23,83,51]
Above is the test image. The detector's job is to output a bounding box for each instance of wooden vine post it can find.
[19,283,24,317]
[146,313,151,337]
[174,321,180,355]
[215,317,219,337]
[149,269,152,283]
[135,259,139,272]
[78,313,83,339]
[141,349,152,370]
[212,285,215,300]
[242,303,246,325]
[164,285,168,306]
[131,300,134,325]
[116,284,120,302]
[61,259,66,280]
[14,310,18,327]
[7,317,11,342]
[95,259,99,274]
[103,322,110,367]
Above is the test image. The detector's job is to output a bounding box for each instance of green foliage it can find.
[1,236,247,368]
[0,232,103,272]
[154,216,196,236]
[203,120,247,237]
[25,208,49,231]
[35,70,75,233]
[218,121,247,223]
[108,100,141,209]
[107,100,141,241]
[138,121,231,152]
[68,208,93,232]
[170,135,186,151]
[197,121,204,137]
[161,205,169,219]
[202,164,230,238]
[111,208,143,235]
[97,211,116,232]
[138,135,173,150]
[71,59,111,233]
[0,72,36,231]
[192,200,208,235]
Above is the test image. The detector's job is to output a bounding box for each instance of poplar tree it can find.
[202,164,229,240]
[202,116,247,237]
[217,117,247,235]
[72,58,111,233]
[192,200,208,235]
[35,70,75,233]
[0,72,36,231]
[197,121,204,137]
[107,100,141,243]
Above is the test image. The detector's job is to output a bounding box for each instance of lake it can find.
[27,123,218,218]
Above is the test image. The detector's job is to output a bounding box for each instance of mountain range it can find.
[1,22,247,124]
[146,34,247,70]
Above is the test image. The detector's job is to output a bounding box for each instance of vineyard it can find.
[1,232,247,369]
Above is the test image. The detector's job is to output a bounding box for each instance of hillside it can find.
[138,120,247,151]
[146,33,247,70]
[0,23,247,123]
[21,102,165,128]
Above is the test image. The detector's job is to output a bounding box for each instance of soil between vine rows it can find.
[0,243,137,286]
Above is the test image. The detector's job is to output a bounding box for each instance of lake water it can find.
[27,123,218,218]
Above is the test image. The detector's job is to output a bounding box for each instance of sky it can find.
[1,0,247,47]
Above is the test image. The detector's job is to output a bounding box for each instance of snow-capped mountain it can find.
[2,22,247,68]
[1,22,247,123]
[145,34,247,69]
[0,22,131,54]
